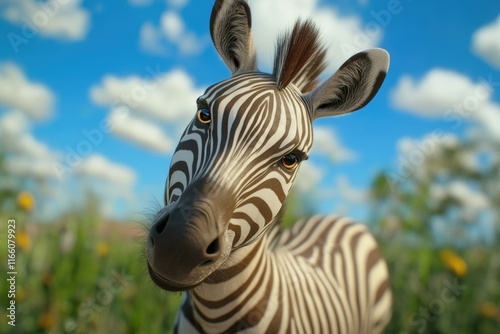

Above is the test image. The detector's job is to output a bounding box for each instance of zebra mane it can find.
[272,19,327,93]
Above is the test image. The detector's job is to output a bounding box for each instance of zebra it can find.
[146,0,392,333]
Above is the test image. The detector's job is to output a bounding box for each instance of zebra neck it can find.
[192,229,274,301]
[187,224,280,331]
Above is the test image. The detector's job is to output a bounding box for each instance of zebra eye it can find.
[281,153,299,170]
[196,108,211,124]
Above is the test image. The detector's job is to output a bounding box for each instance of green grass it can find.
[0,207,181,334]
[0,189,499,333]
[379,237,500,333]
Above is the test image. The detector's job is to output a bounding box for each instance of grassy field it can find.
[0,199,182,334]
[1,192,499,333]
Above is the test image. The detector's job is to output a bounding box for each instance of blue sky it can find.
[0,0,499,221]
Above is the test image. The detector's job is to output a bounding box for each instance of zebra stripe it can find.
[146,1,392,332]
[167,73,312,248]
[155,72,392,334]
[173,216,391,333]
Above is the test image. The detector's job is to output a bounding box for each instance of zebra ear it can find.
[210,0,257,74]
[305,49,389,121]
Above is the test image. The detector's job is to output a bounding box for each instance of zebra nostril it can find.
[206,237,220,256]
[154,214,169,234]
[150,236,155,247]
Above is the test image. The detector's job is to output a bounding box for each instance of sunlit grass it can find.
[0,199,181,334]
[1,199,498,333]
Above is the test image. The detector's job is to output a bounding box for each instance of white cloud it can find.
[311,126,356,163]
[473,102,500,141]
[0,109,29,138]
[159,11,204,54]
[90,68,203,124]
[393,132,461,182]
[295,161,323,193]
[15,130,55,159]
[129,0,154,6]
[472,15,500,69]
[108,108,174,153]
[397,132,459,158]
[161,11,184,41]
[167,0,188,9]
[0,111,138,219]
[139,10,207,56]
[390,69,492,117]
[178,32,205,55]
[391,68,500,143]
[0,111,61,179]
[90,68,202,153]
[457,150,479,172]
[430,180,490,219]
[1,0,90,41]
[251,0,382,72]
[0,63,55,120]
[77,154,136,187]
[334,175,369,203]
[4,155,58,180]
[140,0,379,66]
[139,21,168,56]
[76,154,138,217]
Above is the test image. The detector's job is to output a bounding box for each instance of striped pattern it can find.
[147,1,392,332]
[162,72,392,333]
[166,73,313,249]
[174,216,392,334]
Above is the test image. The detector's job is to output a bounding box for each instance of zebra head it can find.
[146,0,389,292]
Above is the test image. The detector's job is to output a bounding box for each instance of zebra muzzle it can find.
[146,183,233,291]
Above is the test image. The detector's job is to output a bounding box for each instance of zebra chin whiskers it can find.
[141,198,171,274]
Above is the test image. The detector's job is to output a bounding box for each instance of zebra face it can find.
[146,73,313,291]
[146,0,389,292]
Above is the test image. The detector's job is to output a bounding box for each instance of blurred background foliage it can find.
[0,131,499,333]
[369,130,500,333]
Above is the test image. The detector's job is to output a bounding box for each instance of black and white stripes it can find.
[146,0,391,332]
[167,73,313,248]
[173,216,392,334]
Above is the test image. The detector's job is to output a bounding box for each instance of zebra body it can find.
[176,216,391,334]
[146,0,392,332]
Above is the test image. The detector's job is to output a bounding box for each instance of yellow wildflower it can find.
[38,311,55,330]
[17,191,35,212]
[440,249,467,277]
[97,241,109,257]
[17,229,31,251]
[480,302,498,319]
